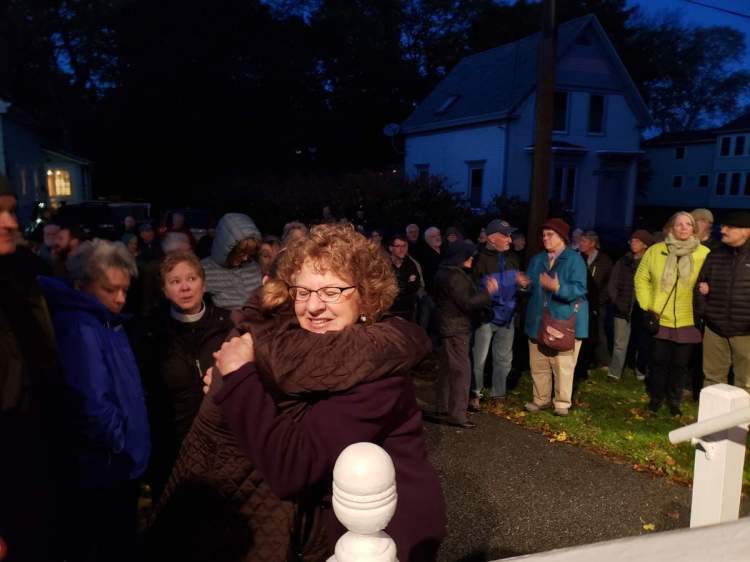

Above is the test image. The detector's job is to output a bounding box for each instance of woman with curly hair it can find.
[149,224,444,562]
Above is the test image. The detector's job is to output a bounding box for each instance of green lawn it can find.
[481,368,750,488]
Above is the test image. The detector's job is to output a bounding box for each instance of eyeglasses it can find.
[288,285,357,303]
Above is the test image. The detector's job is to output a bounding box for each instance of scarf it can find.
[661,234,700,292]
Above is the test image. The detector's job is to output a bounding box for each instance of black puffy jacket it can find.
[696,241,750,337]
[607,253,641,320]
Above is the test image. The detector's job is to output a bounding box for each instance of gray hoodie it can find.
[201,213,262,310]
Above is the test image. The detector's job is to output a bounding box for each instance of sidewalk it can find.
[413,376,693,561]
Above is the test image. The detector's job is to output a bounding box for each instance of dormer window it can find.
[435,95,459,115]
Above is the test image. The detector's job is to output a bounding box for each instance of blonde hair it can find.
[262,223,398,323]
[667,211,697,236]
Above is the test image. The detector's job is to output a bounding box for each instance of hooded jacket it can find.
[38,276,151,487]
[472,244,520,327]
[201,214,262,310]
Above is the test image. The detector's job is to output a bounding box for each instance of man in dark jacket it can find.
[433,241,498,428]
[575,230,613,378]
[470,219,523,409]
[389,234,421,320]
[696,211,750,392]
[606,229,653,381]
[0,177,64,561]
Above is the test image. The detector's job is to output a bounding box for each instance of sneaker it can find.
[524,402,551,413]
[467,397,481,413]
[553,408,569,416]
[606,371,620,382]
[447,418,476,429]
[635,369,646,381]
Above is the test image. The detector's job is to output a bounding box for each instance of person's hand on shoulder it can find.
[213,333,255,377]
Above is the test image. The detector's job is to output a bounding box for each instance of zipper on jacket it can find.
[195,359,203,381]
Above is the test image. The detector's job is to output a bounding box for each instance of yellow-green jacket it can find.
[634,242,710,328]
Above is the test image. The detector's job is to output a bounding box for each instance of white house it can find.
[401,14,652,234]
[0,98,91,224]
[640,111,750,214]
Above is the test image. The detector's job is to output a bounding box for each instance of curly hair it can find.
[262,223,398,323]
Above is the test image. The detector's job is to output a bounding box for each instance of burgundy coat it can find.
[215,356,446,562]
[149,295,438,562]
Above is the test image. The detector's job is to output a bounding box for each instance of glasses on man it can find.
[288,285,357,303]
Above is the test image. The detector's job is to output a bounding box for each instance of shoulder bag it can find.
[643,280,677,336]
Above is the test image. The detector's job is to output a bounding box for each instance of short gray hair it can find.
[424,226,440,241]
[582,230,600,248]
[161,231,191,254]
[282,221,308,243]
[68,239,138,286]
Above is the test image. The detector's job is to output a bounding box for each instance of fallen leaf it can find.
[665,456,676,466]
[666,511,680,520]
[555,431,568,442]
[642,523,656,532]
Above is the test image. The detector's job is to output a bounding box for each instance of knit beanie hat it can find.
[540,218,570,242]
[630,229,654,247]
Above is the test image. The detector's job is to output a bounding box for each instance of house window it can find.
[553,91,569,133]
[415,164,429,182]
[672,175,683,188]
[716,173,727,195]
[675,146,685,160]
[467,164,485,208]
[698,174,709,188]
[552,166,576,209]
[730,172,741,195]
[720,137,731,156]
[587,94,604,134]
[46,169,72,197]
[745,173,750,196]
[735,136,746,156]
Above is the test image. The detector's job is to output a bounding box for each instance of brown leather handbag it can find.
[537,300,579,352]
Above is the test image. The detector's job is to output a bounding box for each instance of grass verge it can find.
[480,368,750,489]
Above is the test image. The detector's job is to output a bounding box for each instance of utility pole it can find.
[526,0,557,256]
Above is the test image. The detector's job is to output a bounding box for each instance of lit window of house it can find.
[47,169,72,197]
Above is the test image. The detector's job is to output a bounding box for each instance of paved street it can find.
[413,377,694,561]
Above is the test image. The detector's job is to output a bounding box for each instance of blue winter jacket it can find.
[38,276,151,486]
[524,247,589,339]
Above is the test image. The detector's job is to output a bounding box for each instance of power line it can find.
[682,0,750,19]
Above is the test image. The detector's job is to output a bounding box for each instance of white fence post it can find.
[327,442,399,562]
[688,383,750,528]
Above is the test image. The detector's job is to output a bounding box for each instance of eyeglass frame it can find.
[288,285,358,303]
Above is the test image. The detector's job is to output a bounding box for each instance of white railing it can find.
[668,383,750,528]
[327,442,399,562]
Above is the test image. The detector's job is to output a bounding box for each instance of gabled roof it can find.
[642,129,717,147]
[401,14,651,135]
[717,110,750,133]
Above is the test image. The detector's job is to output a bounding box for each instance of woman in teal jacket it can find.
[523,219,588,416]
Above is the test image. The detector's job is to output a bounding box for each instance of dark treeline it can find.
[1,0,748,219]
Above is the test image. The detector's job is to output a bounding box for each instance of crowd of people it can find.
[3,167,750,561]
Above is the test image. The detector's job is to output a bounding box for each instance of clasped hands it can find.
[203,332,255,394]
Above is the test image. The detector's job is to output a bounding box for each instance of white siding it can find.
[404,123,506,207]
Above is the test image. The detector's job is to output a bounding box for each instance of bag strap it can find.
[657,280,678,317]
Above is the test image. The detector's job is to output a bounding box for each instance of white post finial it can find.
[688,384,750,528]
[328,442,399,562]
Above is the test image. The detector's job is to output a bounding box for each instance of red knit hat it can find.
[540,218,570,242]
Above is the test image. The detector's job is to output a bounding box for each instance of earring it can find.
[359,314,367,323]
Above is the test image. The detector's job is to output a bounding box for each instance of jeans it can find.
[609,317,631,378]
[472,322,514,398]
